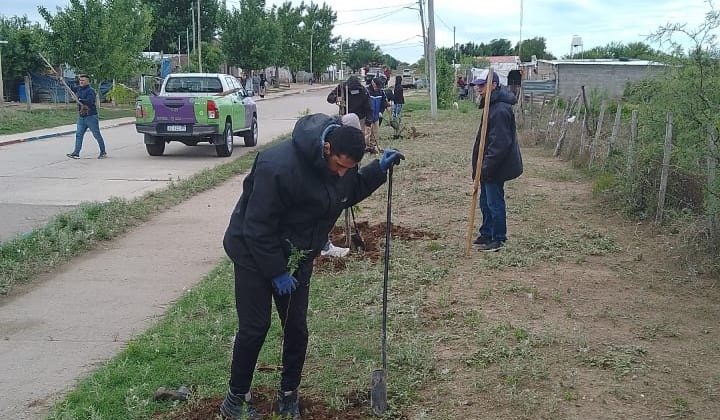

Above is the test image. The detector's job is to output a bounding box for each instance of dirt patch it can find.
[154,387,367,419]
[315,222,439,271]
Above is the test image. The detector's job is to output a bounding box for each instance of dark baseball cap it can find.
[470,71,499,86]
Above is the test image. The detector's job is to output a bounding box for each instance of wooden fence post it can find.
[708,126,718,231]
[588,101,607,169]
[606,102,623,166]
[578,107,588,158]
[545,97,559,144]
[554,91,582,157]
[529,92,534,131]
[24,75,32,111]
[656,112,673,225]
[627,110,639,174]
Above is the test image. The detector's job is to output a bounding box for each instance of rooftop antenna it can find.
[570,35,583,59]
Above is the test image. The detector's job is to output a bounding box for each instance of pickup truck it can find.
[134,73,258,157]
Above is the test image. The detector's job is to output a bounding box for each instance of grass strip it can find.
[0,141,273,296]
[0,107,136,135]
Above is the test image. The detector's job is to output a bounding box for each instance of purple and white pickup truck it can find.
[135,73,258,157]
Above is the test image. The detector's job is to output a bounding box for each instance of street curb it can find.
[0,121,136,147]
[0,86,329,147]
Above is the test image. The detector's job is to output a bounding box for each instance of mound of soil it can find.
[315,222,438,271]
[154,387,367,420]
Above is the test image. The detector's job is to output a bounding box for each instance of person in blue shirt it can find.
[66,74,107,159]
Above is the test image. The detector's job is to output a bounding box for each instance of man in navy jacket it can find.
[66,74,107,159]
[470,73,523,252]
[220,113,404,419]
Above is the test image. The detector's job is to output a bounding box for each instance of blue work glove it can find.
[271,272,298,296]
[379,148,405,172]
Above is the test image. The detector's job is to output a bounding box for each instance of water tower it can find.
[570,35,583,59]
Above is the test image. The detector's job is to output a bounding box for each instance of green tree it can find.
[487,38,513,56]
[221,0,278,71]
[436,53,455,109]
[298,2,337,79]
[39,0,153,82]
[515,37,556,62]
[0,16,48,81]
[185,41,225,72]
[140,0,220,53]
[346,39,382,72]
[564,41,663,60]
[270,1,305,78]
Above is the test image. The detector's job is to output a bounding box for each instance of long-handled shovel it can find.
[371,166,394,416]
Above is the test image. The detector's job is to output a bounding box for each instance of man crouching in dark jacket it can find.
[470,73,523,252]
[219,113,405,420]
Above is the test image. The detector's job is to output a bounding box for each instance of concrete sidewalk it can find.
[0,83,330,147]
[0,83,335,419]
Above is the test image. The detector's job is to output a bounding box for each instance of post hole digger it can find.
[371,162,397,416]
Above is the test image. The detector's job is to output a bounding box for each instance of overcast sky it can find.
[3,0,712,63]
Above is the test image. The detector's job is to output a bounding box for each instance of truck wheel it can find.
[144,135,165,156]
[216,120,234,157]
[243,115,258,147]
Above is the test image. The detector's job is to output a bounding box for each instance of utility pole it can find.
[453,26,456,66]
[418,0,428,80]
[190,5,196,59]
[0,40,7,105]
[197,0,202,72]
[428,0,437,118]
[186,27,190,67]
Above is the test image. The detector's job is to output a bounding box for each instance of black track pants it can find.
[228,262,311,394]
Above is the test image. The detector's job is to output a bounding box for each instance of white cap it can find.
[341,113,361,130]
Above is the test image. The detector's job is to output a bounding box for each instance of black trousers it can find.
[229,262,312,394]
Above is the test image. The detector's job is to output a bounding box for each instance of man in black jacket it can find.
[219,113,404,419]
[326,75,372,123]
[470,73,523,252]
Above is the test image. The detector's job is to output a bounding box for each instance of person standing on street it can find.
[470,72,523,252]
[66,74,107,159]
[219,112,405,420]
[391,75,405,139]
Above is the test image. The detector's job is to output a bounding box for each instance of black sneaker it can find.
[277,389,301,419]
[219,390,262,420]
[66,153,80,159]
[472,236,492,249]
[477,240,504,252]
[98,152,107,159]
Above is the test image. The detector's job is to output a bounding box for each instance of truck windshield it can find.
[164,77,223,93]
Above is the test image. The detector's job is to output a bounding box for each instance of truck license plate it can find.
[167,125,186,132]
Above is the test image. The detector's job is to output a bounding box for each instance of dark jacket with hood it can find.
[367,77,389,123]
[326,76,372,120]
[223,114,386,281]
[472,86,523,182]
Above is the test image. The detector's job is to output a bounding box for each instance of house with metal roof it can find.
[523,58,667,98]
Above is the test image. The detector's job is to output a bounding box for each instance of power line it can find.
[336,6,411,26]
[377,35,422,47]
[336,3,415,13]
[434,11,453,32]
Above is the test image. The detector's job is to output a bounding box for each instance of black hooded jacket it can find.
[472,86,524,182]
[326,76,372,120]
[223,114,386,280]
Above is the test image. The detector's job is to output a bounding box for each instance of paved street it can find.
[0,87,341,419]
[0,88,335,242]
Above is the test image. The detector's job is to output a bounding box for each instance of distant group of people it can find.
[326,71,405,154]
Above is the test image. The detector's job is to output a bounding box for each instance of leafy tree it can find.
[346,39,382,72]
[0,16,48,81]
[435,53,455,109]
[564,41,663,60]
[487,38,513,56]
[381,54,399,70]
[515,37,556,62]
[39,0,153,82]
[270,2,305,78]
[298,2,337,79]
[184,41,225,72]
[140,0,220,53]
[221,0,278,71]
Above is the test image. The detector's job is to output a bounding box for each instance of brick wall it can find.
[558,64,666,98]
